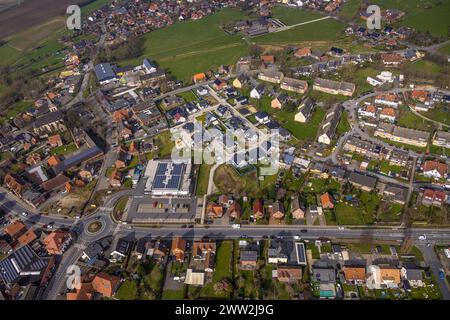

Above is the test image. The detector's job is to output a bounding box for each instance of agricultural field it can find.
[270,6,325,26]
[119,9,249,83]
[337,0,361,21]
[253,18,346,45]
[370,0,450,38]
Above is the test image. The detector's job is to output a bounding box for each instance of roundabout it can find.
[85,219,105,235]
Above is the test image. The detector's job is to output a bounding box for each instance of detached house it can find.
[253,199,265,220]
[291,197,305,220]
[233,74,249,89]
[294,97,315,123]
[271,94,288,109]
[271,201,285,220]
[171,237,187,263]
[423,160,448,180]
[192,241,216,272]
[43,231,72,255]
[250,84,265,99]
[318,108,341,145]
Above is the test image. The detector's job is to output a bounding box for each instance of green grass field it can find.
[438,43,450,55]
[195,164,212,196]
[421,104,450,126]
[408,60,441,76]
[338,0,361,21]
[335,203,365,225]
[251,95,326,141]
[253,18,346,45]
[370,0,450,38]
[398,105,435,131]
[271,6,325,26]
[118,9,249,83]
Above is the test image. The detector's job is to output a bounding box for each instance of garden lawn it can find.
[116,280,138,300]
[335,203,364,225]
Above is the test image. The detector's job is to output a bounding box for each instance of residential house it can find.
[291,197,305,220]
[422,189,446,207]
[294,97,315,123]
[379,107,396,123]
[280,77,308,94]
[271,94,288,109]
[313,78,355,96]
[91,272,120,298]
[171,237,187,263]
[192,241,216,272]
[233,74,249,89]
[381,53,404,65]
[271,201,285,220]
[253,199,265,220]
[268,240,305,265]
[343,265,366,285]
[240,250,258,270]
[348,172,377,192]
[206,202,224,219]
[94,63,117,84]
[109,169,123,188]
[258,70,283,84]
[358,105,377,118]
[423,160,448,180]
[276,267,302,283]
[374,93,401,108]
[227,202,242,220]
[48,135,63,148]
[320,192,334,209]
[255,111,270,124]
[401,268,424,288]
[109,238,131,263]
[42,231,72,255]
[383,184,408,205]
[295,47,311,58]
[250,84,265,99]
[318,108,341,145]
[432,131,450,149]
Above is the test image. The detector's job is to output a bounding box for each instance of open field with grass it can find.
[118,9,249,83]
[420,104,450,126]
[338,0,361,21]
[439,43,450,55]
[271,6,325,26]
[408,60,441,76]
[398,106,435,132]
[335,203,364,225]
[253,18,346,45]
[195,164,212,196]
[252,95,326,141]
[370,0,450,38]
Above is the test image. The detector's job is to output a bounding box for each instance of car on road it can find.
[294,236,301,240]
[21,212,28,217]
[418,234,427,241]
[439,269,445,280]
[45,222,55,229]
[300,229,308,233]
[338,226,345,230]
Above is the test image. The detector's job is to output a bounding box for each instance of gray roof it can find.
[94,63,117,82]
[240,250,258,262]
[33,110,64,128]
[312,267,336,284]
[0,245,52,285]
[349,172,377,189]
